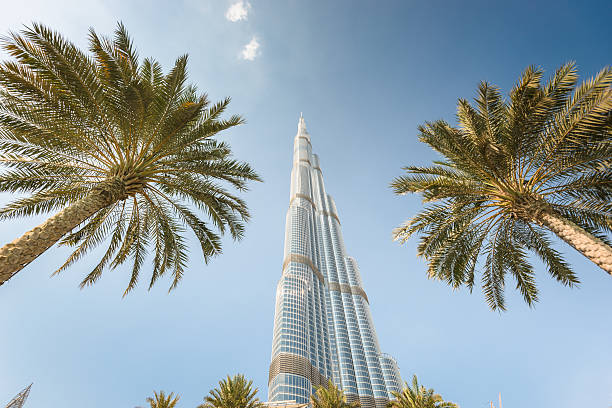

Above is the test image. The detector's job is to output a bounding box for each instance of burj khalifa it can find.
[268,115,402,407]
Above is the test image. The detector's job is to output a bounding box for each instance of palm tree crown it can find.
[0,23,260,293]
[388,375,457,408]
[145,391,180,408]
[199,374,263,408]
[311,380,360,408]
[392,63,612,310]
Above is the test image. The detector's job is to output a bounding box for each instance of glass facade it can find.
[268,116,403,407]
[380,354,403,399]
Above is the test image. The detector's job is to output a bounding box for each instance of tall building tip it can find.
[297,113,308,136]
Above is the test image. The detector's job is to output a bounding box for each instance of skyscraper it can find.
[268,115,402,408]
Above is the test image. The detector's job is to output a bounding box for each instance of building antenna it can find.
[4,383,32,408]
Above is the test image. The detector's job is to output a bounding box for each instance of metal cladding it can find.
[268,115,403,405]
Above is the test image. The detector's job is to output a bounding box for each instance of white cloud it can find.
[240,37,260,61]
[225,1,250,22]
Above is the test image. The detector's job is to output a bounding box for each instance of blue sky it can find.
[1,1,611,407]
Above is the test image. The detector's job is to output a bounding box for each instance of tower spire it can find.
[297,113,308,138]
[4,384,32,408]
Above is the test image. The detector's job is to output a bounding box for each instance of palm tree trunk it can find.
[539,210,612,276]
[0,182,126,285]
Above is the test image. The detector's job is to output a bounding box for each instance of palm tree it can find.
[145,391,180,408]
[0,23,260,293]
[392,63,612,310]
[199,374,263,408]
[311,380,359,408]
[388,375,457,408]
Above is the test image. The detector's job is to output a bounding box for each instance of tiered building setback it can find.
[268,115,402,407]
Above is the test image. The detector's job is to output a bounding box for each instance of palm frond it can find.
[0,22,260,292]
[393,63,612,310]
